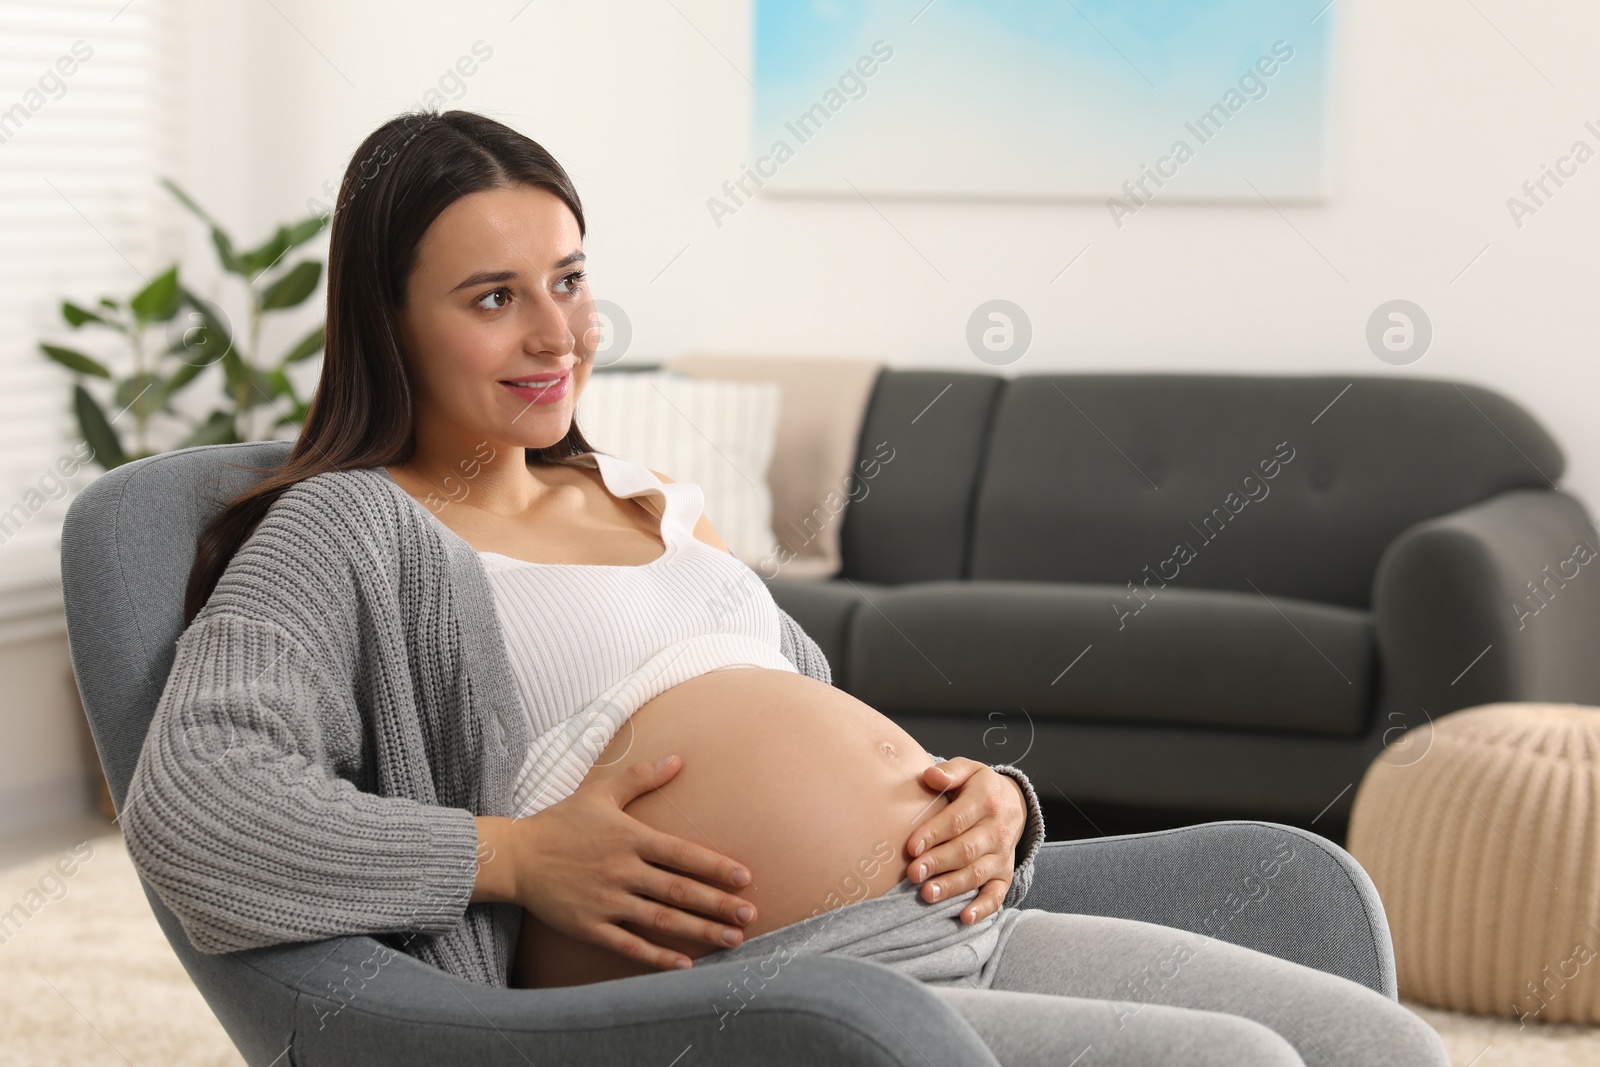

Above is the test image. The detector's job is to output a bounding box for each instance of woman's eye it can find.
[557,270,586,294]
[474,287,511,311]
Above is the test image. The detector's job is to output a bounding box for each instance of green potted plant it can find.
[38,177,329,470]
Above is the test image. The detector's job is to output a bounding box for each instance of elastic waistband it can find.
[694,876,1028,991]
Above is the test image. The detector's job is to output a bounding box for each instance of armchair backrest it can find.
[59,439,338,1065]
[61,439,293,809]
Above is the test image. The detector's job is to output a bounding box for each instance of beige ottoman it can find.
[1347,702,1600,1024]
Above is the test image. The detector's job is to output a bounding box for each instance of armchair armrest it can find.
[1022,821,1397,998]
[1372,488,1600,716]
[273,937,1001,1066]
[150,822,1392,1063]
[145,879,999,1067]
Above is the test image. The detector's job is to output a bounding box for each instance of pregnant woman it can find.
[125,110,1449,1066]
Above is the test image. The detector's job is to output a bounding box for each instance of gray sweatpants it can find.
[698,877,1450,1066]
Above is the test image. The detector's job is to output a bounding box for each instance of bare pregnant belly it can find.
[512,667,949,988]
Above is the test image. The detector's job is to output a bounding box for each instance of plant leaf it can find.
[211,228,243,275]
[161,177,220,228]
[281,213,328,252]
[62,301,111,328]
[170,287,233,368]
[280,324,325,365]
[273,399,311,429]
[114,372,165,420]
[265,367,297,404]
[239,226,291,278]
[220,347,251,408]
[40,343,112,378]
[159,352,210,408]
[130,266,182,324]
[259,261,322,311]
[247,365,288,404]
[177,410,238,449]
[98,297,119,311]
[161,178,243,276]
[72,384,126,469]
[177,412,236,447]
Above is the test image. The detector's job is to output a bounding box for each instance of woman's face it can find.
[396,183,595,458]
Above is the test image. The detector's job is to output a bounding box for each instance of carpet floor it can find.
[1,822,1595,1066]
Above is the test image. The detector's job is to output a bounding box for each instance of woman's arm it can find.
[775,606,832,688]
[122,610,483,953]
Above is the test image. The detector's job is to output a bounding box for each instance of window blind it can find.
[0,0,176,641]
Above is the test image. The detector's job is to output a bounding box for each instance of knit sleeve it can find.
[120,609,483,954]
[776,607,832,687]
[990,762,1046,909]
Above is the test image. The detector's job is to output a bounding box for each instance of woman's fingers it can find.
[590,918,694,972]
[919,757,980,798]
[635,823,755,897]
[610,753,686,807]
[908,759,990,858]
[911,834,1000,898]
[631,860,757,941]
[907,788,989,865]
[907,765,1025,868]
[960,878,1012,925]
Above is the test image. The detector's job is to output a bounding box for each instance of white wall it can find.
[167,0,1597,512]
[9,0,1594,837]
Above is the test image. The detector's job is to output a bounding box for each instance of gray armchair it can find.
[62,440,1399,1066]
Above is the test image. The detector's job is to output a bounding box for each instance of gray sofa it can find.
[762,371,1600,826]
[62,438,1400,1065]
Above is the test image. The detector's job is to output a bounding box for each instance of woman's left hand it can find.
[905,758,1027,925]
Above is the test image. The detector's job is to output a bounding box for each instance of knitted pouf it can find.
[1347,702,1600,1024]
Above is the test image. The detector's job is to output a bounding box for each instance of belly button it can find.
[879,741,898,759]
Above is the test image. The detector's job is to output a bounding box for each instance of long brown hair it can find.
[183,109,599,626]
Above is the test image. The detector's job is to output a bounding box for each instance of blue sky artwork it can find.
[750,0,1334,203]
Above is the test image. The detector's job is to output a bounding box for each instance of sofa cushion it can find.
[575,371,783,567]
[842,580,1374,737]
[968,374,1563,608]
[840,370,1006,585]
[666,353,886,581]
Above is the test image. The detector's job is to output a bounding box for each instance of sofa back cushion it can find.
[967,374,1563,608]
[840,370,1006,584]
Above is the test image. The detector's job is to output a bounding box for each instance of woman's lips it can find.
[499,371,570,405]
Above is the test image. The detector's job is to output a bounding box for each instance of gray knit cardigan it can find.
[121,463,1046,988]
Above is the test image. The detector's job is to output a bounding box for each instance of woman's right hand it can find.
[477,754,759,971]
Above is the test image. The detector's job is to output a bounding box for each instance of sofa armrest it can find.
[1022,821,1398,998]
[1372,488,1600,717]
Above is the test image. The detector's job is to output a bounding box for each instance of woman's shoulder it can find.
[193,464,451,664]
[269,465,411,525]
[237,465,423,570]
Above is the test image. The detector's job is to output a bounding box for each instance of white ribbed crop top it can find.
[477,450,799,818]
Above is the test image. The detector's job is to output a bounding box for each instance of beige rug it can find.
[0,823,242,1067]
[2,823,1595,1066]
